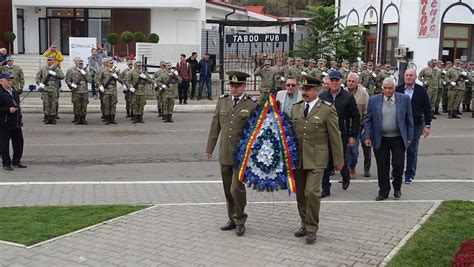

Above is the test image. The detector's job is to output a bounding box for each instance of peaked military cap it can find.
[295,57,302,61]
[352,62,358,67]
[287,57,294,62]
[446,61,452,64]
[317,59,325,63]
[367,61,374,66]
[309,59,316,64]
[342,60,349,64]
[227,70,250,84]
[301,74,321,88]
[455,59,461,63]
[165,62,173,68]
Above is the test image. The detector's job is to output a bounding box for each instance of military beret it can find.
[227,70,250,84]
[264,59,272,65]
[301,74,321,88]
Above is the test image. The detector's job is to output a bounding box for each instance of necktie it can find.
[387,97,392,104]
[233,97,239,108]
[304,103,310,118]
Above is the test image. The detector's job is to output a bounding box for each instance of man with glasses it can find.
[205,71,258,237]
[319,71,360,198]
[276,76,303,116]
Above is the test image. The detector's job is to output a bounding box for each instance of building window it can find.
[442,24,472,63]
[382,23,398,66]
[364,25,377,63]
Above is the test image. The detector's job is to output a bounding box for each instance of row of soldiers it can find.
[253,57,473,118]
[418,59,473,119]
[31,56,183,125]
[254,57,394,99]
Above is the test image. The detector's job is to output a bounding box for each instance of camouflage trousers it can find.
[455,89,465,109]
[442,86,448,108]
[463,86,472,107]
[124,91,133,110]
[42,90,58,116]
[132,94,147,115]
[427,86,438,110]
[72,93,89,116]
[435,87,443,108]
[156,91,163,110]
[447,89,462,111]
[99,92,104,114]
[102,94,118,115]
[162,96,175,116]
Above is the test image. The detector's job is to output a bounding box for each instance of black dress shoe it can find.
[394,191,401,199]
[12,163,27,168]
[220,222,236,231]
[305,232,317,244]
[294,227,307,237]
[342,179,350,190]
[375,195,387,201]
[364,170,371,177]
[321,191,330,198]
[3,165,13,171]
[236,225,245,236]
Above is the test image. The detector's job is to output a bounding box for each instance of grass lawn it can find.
[0,205,148,246]
[388,200,474,267]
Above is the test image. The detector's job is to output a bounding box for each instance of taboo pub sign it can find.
[226,33,287,44]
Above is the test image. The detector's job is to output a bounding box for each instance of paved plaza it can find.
[0,111,473,266]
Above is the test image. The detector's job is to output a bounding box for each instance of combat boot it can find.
[44,115,52,124]
[434,107,441,115]
[83,115,89,125]
[163,115,170,123]
[442,105,447,113]
[110,115,117,124]
[466,105,472,112]
[105,115,111,125]
[126,109,131,118]
[139,114,145,123]
[132,115,137,124]
[75,116,82,125]
[43,114,47,122]
[167,114,174,123]
[158,109,163,117]
[51,116,57,125]
[130,111,134,120]
[71,115,78,123]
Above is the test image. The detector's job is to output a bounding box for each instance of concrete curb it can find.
[21,104,216,113]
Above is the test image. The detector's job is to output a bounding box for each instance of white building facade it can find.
[337,0,473,69]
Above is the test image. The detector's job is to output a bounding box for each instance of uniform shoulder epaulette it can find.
[322,100,333,106]
[245,94,258,102]
[293,100,304,105]
[219,93,229,99]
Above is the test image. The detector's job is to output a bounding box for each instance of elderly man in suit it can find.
[291,74,343,244]
[276,76,303,116]
[396,69,431,184]
[364,77,414,201]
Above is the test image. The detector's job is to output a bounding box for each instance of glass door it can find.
[16,9,25,54]
[39,18,48,54]
[60,18,72,54]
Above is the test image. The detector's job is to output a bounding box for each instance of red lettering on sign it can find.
[421,5,427,15]
[420,25,428,36]
[430,8,437,16]
[430,24,436,32]
[431,0,438,8]
[421,15,428,25]
[421,0,428,5]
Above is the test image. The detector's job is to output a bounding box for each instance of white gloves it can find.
[48,70,57,76]
[80,69,86,75]
[153,83,157,88]
[124,87,129,91]
[321,72,328,77]
[443,81,447,85]
[280,76,285,82]
[423,81,428,85]
[301,71,307,76]
[442,70,447,75]
[112,73,118,79]
[99,85,105,92]
[461,71,467,76]
[372,72,377,78]
[129,87,136,93]
[161,84,167,90]
[450,81,456,86]
[71,83,78,89]
[39,83,45,89]
[140,73,146,79]
[172,70,178,76]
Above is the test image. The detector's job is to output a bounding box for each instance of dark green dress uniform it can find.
[206,71,258,234]
[291,75,344,243]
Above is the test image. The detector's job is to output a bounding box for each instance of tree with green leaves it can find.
[295,5,365,63]
[106,33,119,56]
[134,32,145,43]
[3,32,16,53]
[148,33,160,43]
[121,31,134,56]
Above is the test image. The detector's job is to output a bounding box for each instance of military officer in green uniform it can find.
[205,70,258,237]
[340,60,350,79]
[291,74,343,244]
[154,61,166,117]
[36,56,65,124]
[272,58,286,92]
[446,59,464,119]
[96,58,121,124]
[1,57,24,94]
[418,59,439,119]
[65,57,92,125]
[375,64,391,95]
[287,57,305,78]
[305,59,318,77]
[313,59,329,79]
[463,62,473,113]
[155,62,182,123]
[120,60,134,118]
[253,59,276,100]
[441,61,451,113]
[125,60,153,123]
[283,57,294,77]
[360,62,377,95]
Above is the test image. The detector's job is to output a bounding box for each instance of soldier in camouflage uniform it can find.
[446,59,464,119]
[65,58,92,125]
[272,58,286,92]
[418,59,439,119]
[119,60,134,118]
[125,61,153,123]
[154,61,166,117]
[360,62,377,95]
[155,62,182,123]
[253,59,276,100]
[305,59,318,77]
[351,62,361,75]
[434,60,444,115]
[1,57,24,94]
[283,57,294,77]
[455,61,468,115]
[36,56,65,124]
[313,59,329,79]
[463,62,473,113]
[375,64,391,94]
[96,58,121,124]
[97,60,107,122]
[340,60,350,86]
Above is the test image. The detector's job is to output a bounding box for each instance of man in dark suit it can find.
[364,77,414,201]
[0,73,26,171]
[396,69,431,184]
[319,70,360,197]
